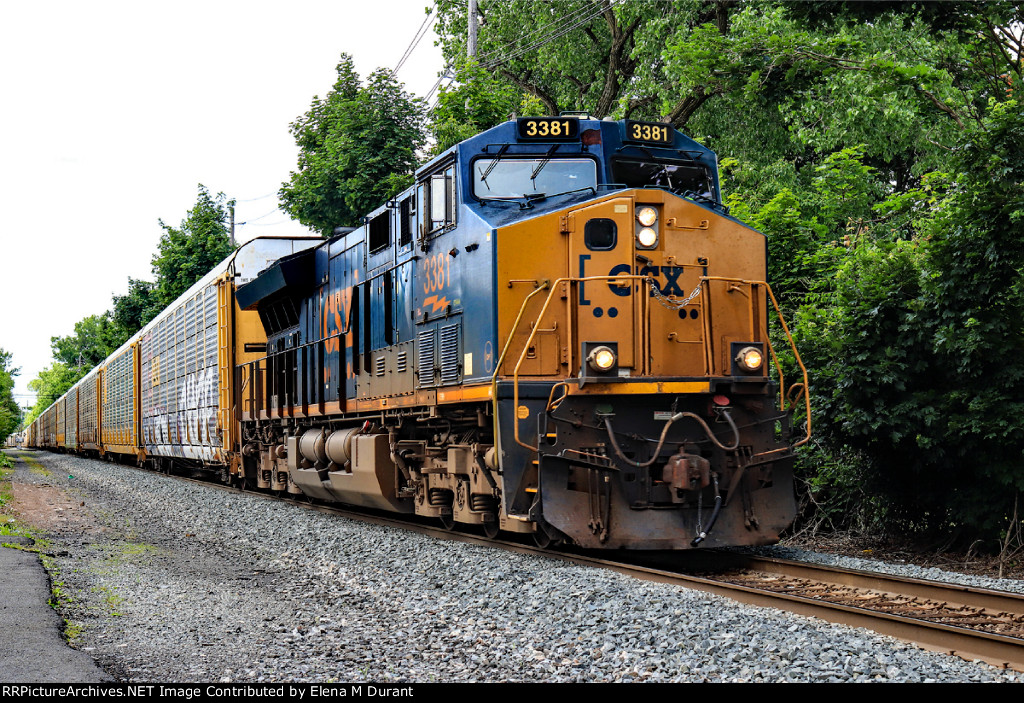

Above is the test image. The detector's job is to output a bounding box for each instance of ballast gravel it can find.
[14,451,1024,683]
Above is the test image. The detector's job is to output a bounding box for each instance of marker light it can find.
[735,346,764,372]
[636,207,658,227]
[587,346,617,373]
[637,227,658,248]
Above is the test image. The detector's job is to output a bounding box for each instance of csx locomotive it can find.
[27,116,809,550]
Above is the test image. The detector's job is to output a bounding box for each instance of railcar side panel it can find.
[101,343,138,456]
[79,368,101,451]
[56,397,66,448]
[65,386,78,450]
[141,282,222,463]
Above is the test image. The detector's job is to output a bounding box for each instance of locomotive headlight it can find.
[636,227,658,248]
[735,346,764,372]
[636,206,658,227]
[587,345,617,373]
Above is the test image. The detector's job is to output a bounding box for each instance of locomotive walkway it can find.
[0,533,110,681]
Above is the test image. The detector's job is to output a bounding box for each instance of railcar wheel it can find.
[483,518,499,539]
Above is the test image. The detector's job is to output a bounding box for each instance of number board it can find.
[517,117,580,142]
[624,120,674,146]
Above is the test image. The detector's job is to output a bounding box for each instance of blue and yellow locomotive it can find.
[235,116,810,550]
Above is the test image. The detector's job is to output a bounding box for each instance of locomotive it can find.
[27,115,809,550]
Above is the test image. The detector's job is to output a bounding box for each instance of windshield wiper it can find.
[530,144,559,186]
[478,144,510,189]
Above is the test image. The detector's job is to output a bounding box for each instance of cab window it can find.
[426,164,456,232]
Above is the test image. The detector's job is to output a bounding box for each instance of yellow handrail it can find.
[701,276,812,448]
[507,274,654,451]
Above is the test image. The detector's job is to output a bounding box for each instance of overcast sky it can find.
[0,0,444,410]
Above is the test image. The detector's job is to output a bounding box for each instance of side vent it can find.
[440,323,461,385]
[397,350,408,374]
[417,329,435,388]
[375,356,386,377]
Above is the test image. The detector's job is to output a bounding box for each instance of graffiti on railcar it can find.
[177,366,218,446]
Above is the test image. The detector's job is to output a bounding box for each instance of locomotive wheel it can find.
[483,517,499,539]
[439,511,455,530]
[532,520,561,549]
[533,530,552,549]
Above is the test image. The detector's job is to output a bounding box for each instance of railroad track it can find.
[110,462,1024,673]
[614,551,1024,673]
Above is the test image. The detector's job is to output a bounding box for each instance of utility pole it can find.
[468,0,478,59]
[229,204,236,248]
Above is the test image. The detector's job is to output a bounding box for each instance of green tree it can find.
[429,59,543,154]
[152,184,235,308]
[24,362,83,426]
[436,0,651,118]
[50,313,118,370]
[279,54,427,234]
[0,348,21,439]
[435,1,1024,546]
[109,277,159,347]
[792,98,1023,543]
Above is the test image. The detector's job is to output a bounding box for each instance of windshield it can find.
[610,158,716,201]
[473,157,597,200]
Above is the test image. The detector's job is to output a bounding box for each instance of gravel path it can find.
[9,450,1024,683]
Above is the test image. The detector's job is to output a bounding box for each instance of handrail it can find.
[490,281,552,459]
[702,276,812,448]
[507,274,655,451]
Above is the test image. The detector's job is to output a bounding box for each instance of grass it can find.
[21,453,50,477]
[103,541,157,559]
[0,451,13,511]
[0,450,26,545]
[91,585,125,617]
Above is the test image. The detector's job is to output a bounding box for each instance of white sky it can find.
[0,0,444,411]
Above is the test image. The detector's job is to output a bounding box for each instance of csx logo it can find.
[606,264,688,296]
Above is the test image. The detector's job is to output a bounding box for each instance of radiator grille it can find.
[440,323,460,385]
[417,329,435,388]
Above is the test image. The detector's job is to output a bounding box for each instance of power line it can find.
[233,192,278,203]
[239,206,282,224]
[426,0,617,112]
[479,0,619,70]
[241,219,295,228]
[481,4,614,69]
[475,1,605,66]
[393,8,438,78]
[425,67,456,107]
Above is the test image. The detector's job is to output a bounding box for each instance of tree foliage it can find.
[279,54,426,234]
[110,277,159,348]
[0,348,21,439]
[51,314,119,370]
[152,185,234,308]
[429,59,544,154]
[24,362,83,427]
